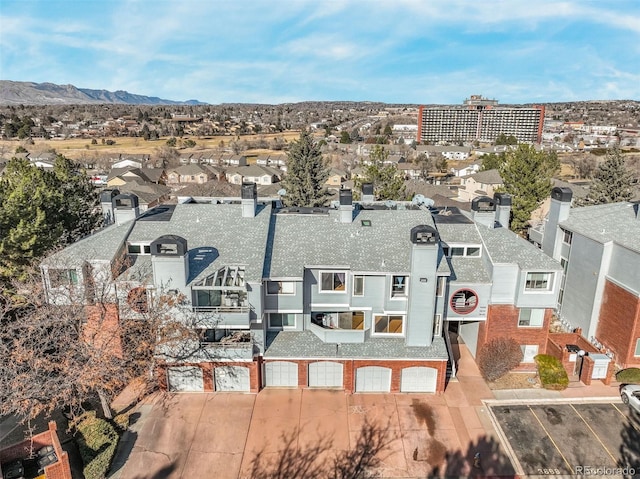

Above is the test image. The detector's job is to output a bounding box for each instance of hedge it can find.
[616,368,640,384]
[534,354,569,390]
[76,411,119,479]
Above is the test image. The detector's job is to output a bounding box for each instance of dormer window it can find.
[127,243,151,255]
[442,244,482,258]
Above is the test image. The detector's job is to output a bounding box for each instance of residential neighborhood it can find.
[1,98,640,479]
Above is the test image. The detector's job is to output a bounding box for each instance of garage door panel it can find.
[400,366,437,392]
[167,366,204,392]
[308,361,343,388]
[214,366,250,392]
[355,366,391,392]
[265,361,298,387]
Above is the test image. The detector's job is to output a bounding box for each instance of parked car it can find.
[1,459,25,479]
[620,384,640,413]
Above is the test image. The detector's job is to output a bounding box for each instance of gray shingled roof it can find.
[476,224,562,270]
[448,257,491,283]
[465,169,503,184]
[265,330,448,360]
[266,208,436,278]
[560,202,640,253]
[436,222,484,244]
[127,203,272,283]
[42,222,134,267]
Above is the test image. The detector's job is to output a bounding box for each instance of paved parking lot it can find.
[109,389,513,479]
[489,401,640,477]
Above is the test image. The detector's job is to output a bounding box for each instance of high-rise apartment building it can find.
[418,95,545,144]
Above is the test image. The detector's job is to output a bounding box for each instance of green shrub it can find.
[478,337,524,382]
[534,354,569,390]
[76,411,119,479]
[616,368,640,384]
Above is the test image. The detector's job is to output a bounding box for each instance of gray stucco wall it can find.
[608,245,640,294]
[560,234,606,337]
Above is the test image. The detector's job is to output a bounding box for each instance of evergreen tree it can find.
[499,144,559,234]
[480,153,506,171]
[580,148,634,205]
[355,145,407,201]
[0,156,101,284]
[281,130,330,207]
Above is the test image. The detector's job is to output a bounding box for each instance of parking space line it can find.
[528,406,574,474]
[570,404,617,464]
[613,403,640,432]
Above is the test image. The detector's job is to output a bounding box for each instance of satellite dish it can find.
[277,188,287,196]
[423,197,435,208]
[385,200,396,209]
[412,194,425,205]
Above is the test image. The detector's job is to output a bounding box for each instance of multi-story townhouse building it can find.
[418,96,545,144]
[41,185,560,394]
[530,187,640,369]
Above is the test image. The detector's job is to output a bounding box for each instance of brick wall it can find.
[596,280,640,368]
[263,359,447,393]
[158,361,260,392]
[0,422,72,479]
[478,305,553,371]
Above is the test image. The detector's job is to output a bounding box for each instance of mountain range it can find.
[0,80,205,106]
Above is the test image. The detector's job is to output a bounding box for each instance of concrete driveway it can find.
[110,389,513,479]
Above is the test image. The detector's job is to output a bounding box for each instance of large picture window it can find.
[267,281,295,295]
[269,313,296,328]
[49,268,79,288]
[525,272,553,291]
[320,272,346,292]
[391,276,407,297]
[518,308,545,327]
[312,311,364,330]
[374,315,404,334]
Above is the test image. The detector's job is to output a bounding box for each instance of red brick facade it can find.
[0,422,72,479]
[477,305,553,371]
[596,280,640,369]
[158,361,261,392]
[263,358,447,393]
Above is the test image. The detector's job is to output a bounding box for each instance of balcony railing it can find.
[192,305,250,313]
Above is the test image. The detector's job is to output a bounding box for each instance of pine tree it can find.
[355,145,406,200]
[0,156,101,284]
[581,147,634,205]
[281,130,330,207]
[499,144,559,234]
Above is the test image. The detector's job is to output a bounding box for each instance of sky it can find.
[1,0,639,105]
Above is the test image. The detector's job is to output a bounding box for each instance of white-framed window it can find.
[353,275,364,296]
[562,229,573,245]
[442,244,482,257]
[266,281,295,295]
[635,338,640,357]
[521,345,539,363]
[391,275,407,297]
[269,313,296,329]
[433,314,442,336]
[127,243,151,255]
[525,272,553,292]
[518,308,545,327]
[374,315,404,335]
[49,268,79,288]
[320,271,346,292]
[436,277,446,297]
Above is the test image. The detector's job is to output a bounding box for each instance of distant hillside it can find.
[0,80,205,106]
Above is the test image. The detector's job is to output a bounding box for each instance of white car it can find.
[620,384,640,413]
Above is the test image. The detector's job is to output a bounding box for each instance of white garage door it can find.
[214,366,251,392]
[264,361,298,387]
[355,366,391,392]
[400,367,438,393]
[308,361,343,388]
[167,366,204,392]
